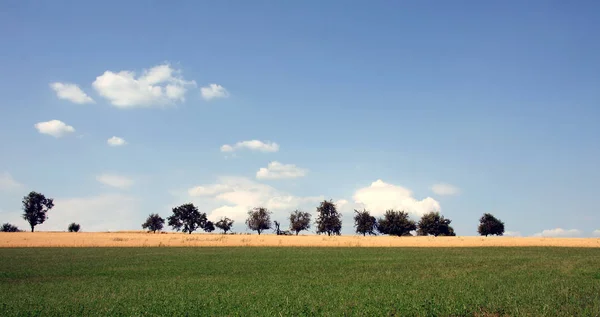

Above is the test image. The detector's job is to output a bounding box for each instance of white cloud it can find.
[50,82,94,104]
[107,136,127,147]
[593,230,600,237]
[431,183,460,196]
[0,172,23,192]
[503,231,521,237]
[34,120,75,138]
[186,176,323,224]
[533,228,582,237]
[256,161,307,180]
[352,179,440,218]
[96,174,134,189]
[200,84,229,100]
[92,63,196,108]
[0,194,139,232]
[220,140,279,153]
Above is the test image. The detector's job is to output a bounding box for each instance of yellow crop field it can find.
[1,231,600,247]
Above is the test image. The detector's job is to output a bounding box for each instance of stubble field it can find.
[1,233,600,316]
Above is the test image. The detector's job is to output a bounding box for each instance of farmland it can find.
[1,246,600,316]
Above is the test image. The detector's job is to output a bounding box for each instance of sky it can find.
[1,1,599,237]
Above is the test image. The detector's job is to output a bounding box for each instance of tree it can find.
[204,221,215,233]
[22,191,54,232]
[274,221,292,235]
[68,223,81,232]
[245,207,272,235]
[167,203,208,234]
[354,209,377,236]
[215,217,234,234]
[142,213,165,233]
[478,213,505,236]
[0,223,21,232]
[376,210,416,236]
[417,212,456,236]
[289,210,311,235]
[315,200,342,236]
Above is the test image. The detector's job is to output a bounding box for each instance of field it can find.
[2,232,600,247]
[1,246,600,316]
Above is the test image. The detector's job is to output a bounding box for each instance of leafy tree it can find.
[204,221,215,233]
[215,217,234,234]
[478,213,505,236]
[417,212,455,236]
[22,191,54,232]
[68,223,81,232]
[0,223,21,232]
[315,200,342,236]
[376,210,416,236]
[142,213,165,233]
[245,207,272,235]
[289,210,311,235]
[167,203,208,234]
[354,209,377,236]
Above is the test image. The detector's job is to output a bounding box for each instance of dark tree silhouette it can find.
[376,210,416,236]
[274,221,292,235]
[354,209,377,236]
[22,191,54,232]
[289,210,311,235]
[204,221,215,233]
[0,223,21,232]
[417,212,456,236]
[68,223,80,232]
[315,200,342,236]
[215,217,234,234]
[167,203,208,234]
[246,207,272,235]
[478,213,505,236]
[142,213,165,233]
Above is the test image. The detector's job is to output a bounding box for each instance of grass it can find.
[1,247,599,316]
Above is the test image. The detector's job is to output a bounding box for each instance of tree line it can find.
[1,192,506,237]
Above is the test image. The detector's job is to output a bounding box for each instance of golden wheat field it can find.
[1,231,600,247]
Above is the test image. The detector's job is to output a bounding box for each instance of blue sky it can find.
[1,1,599,237]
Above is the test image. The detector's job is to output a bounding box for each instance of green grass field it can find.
[1,247,599,316]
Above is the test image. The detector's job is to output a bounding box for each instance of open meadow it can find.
[1,246,600,316]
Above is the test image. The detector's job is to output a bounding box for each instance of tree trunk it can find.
[31,225,34,232]
[258,230,261,235]
[188,231,192,234]
[363,233,366,237]
[296,231,298,236]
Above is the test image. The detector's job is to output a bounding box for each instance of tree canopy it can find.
[204,221,215,233]
[376,210,416,236]
[68,223,81,232]
[167,203,208,234]
[245,207,272,235]
[289,210,311,235]
[142,213,165,233]
[22,191,54,232]
[315,200,342,236]
[1,223,21,232]
[417,212,455,236]
[477,213,505,236]
[215,217,234,234]
[353,209,377,236]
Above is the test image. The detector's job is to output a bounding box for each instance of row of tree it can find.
[1,192,506,237]
[140,200,506,237]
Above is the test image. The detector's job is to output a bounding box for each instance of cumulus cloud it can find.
[107,136,127,147]
[34,120,75,137]
[0,172,23,192]
[96,174,134,189]
[220,140,279,153]
[92,63,196,108]
[503,231,521,237]
[201,84,229,100]
[533,228,582,237]
[431,183,460,196]
[352,179,440,217]
[50,82,94,104]
[186,177,323,224]
[256,161,307,180]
